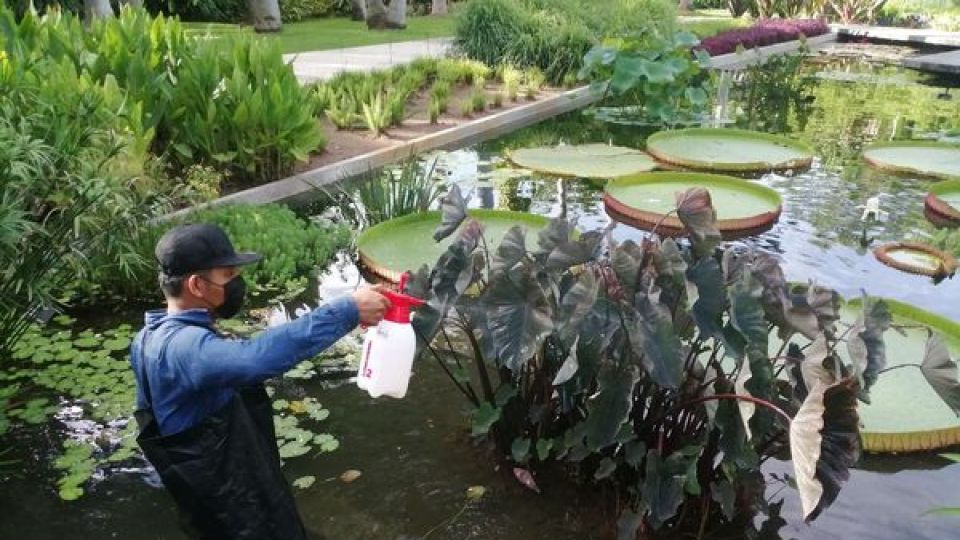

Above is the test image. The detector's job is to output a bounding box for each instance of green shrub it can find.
[454,0,677,84]
[1,7,323,185]
[470,88,487,112]
[326,90,359,129]
[280,0,337,22]
[144,0,248,22]
[361,93,392,135]
[428,97,442,123]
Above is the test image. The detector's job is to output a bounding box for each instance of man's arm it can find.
[177,296,360,390]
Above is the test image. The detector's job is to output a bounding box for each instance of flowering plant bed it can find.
[698,19,831,56]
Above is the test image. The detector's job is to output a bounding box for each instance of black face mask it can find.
[202,275,247,319]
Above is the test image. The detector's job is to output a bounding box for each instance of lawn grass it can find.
[183,15,457,54]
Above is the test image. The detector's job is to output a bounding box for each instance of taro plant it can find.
[579,30,714,126]
[405,185,960,537]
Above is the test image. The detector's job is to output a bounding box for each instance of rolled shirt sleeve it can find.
[176,295,359,390]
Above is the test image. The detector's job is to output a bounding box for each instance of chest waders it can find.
[134,329,308,540]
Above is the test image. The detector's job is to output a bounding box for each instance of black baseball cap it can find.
[155,223,262,277]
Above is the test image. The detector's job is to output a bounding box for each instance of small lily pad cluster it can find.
[2,317,140,500]
[273,398,339,459]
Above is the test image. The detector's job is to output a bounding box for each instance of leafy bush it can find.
[1,7,322,186]
[406,185,954,536]
[144,0,248,22]
[579,31,712,125]
[454,0,677,85]
[280,0,338,22]
[697,19,830,56]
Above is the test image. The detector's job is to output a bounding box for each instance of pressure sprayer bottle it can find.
[356,274,425,398]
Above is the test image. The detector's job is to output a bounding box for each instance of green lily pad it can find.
[645,128,814,172]
[788,299,960,453]
[604,172,782,239]
[863,141,960,179]
[926,179,960,225]
[292,476,316,489]
[357,210,549,283]
[507,143,656,179]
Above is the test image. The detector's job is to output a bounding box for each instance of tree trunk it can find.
[247,0,282,33]
[83,0,114,22]
[351,0,366,20]
[678,0,692,12]
[431,0,447,15]
[386,0,406,29]
[365,0,388,29]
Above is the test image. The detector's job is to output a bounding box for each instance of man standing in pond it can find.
[130,223,390,540]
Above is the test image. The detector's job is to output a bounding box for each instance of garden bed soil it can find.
[293,84,564,174]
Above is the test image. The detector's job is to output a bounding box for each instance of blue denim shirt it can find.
[130,296,359,436]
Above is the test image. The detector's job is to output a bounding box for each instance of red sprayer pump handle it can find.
[382,272,425,324]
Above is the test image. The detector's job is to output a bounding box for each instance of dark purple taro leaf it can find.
[545,230,603,272]
[627,291,683,389]
[676,187,720,257]
[920,332,960,415]
[847,295,891,398]
[585,362,638,451]
[490,225,527,275]
[482,268,554,372]
[687,256,726,339]
[433,183,467,242]
[640,449,690,529]
[790,377,860,523]
[536,217,576,255]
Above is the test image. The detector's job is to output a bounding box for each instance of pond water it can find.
[3,50,960,539]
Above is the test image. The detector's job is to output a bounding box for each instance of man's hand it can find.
[352,286,391,326]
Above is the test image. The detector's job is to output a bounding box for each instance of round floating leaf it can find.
[292,476,316,489]
[358,210,548,284]
[925,179,960,226]
[873,242,958,278]
[833,299,960,452]
[863,141,960,179]
[507,143,656,179]
[645,128,814,172]
[604,172,782,239]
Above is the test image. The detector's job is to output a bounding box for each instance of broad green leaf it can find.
[536,438,554,461]
[471,402,501,436]
[594,457,617,480]
[511,437,531,463]
[710,480,736,520]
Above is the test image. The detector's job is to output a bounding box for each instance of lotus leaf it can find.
[863,141,960,179]
[507,143,656,179]
[645,128,814,172]
[358,210,548,283]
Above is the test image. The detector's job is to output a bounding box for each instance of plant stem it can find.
[878,363,922,375]
[661,394,793,427]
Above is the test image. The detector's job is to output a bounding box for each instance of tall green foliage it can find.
[403,184,960,535]
[0,6,323,185]
[454,0,677,85]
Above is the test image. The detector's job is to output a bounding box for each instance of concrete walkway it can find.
[835,25,960,48]
[283,37,453,83]
[904,48,960,75]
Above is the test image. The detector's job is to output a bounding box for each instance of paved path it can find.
[835,25,960,48]
[904,48,960,75]
[283,37,453,83]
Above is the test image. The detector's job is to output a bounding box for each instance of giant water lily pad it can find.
[925,179,960,226]
[645,128,814,172]
[863,141,960,179]
[843,299,960,452]
[603,172,782,239]
[507,143,656,179]
[873,242,958,279]
[357,210,548,283]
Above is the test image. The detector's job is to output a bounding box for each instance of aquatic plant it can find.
[406,184,960,535]
[580,30,712,126]
[332,157,443,228]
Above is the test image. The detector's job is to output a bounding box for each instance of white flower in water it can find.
[858,196,886,222]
